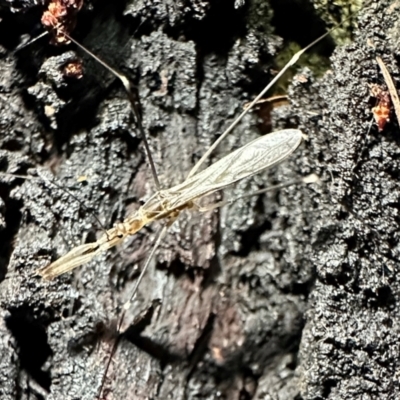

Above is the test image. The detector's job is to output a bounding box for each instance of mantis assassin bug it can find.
[0,1,369,399]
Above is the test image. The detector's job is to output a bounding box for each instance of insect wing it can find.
[164,129,303,208]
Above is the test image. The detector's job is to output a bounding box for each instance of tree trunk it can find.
[0,0,399,399]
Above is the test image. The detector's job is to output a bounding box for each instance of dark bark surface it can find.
[0,0,399,399]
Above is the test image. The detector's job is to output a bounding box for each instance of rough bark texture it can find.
[0,0,399,399]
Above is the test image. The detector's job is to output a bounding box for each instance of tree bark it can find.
[0,0,399,399]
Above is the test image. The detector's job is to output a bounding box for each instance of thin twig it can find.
[376,57,400,127]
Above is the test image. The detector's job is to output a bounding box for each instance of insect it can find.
[0,2,361,399]
[37,127,303,279]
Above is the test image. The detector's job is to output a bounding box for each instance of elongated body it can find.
[38,128,302,279]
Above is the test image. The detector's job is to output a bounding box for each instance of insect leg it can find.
[196,174,320,213]
[65,34,161,191]
[98,222,170,399]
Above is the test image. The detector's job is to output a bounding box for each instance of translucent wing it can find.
[161,129,302,209]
